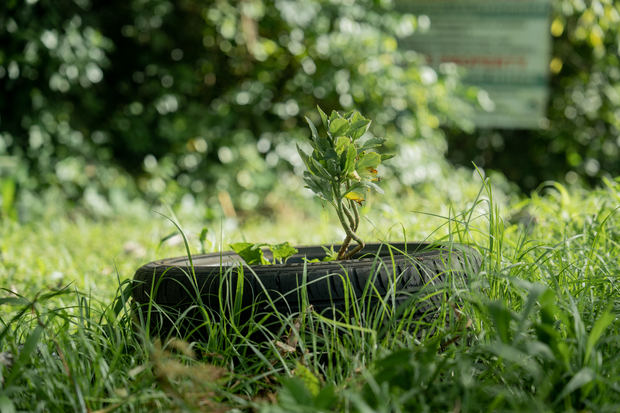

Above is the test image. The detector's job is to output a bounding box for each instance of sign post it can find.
[397,0,552,129]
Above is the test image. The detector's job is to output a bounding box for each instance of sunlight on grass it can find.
[0,178,618,411]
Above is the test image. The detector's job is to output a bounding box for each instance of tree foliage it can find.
[1,0,617,217]
[1,0,465,217]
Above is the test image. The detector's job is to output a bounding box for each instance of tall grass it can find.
[0,178,618,412]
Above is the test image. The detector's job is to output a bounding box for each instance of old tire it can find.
[131,242,480,339]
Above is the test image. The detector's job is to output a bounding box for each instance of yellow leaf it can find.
[345,191,365,205]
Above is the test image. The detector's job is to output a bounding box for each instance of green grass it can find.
[1,177,619,412]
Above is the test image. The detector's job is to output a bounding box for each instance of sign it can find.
[397,0,552,129]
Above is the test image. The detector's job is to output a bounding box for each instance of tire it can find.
[132,242,481,338]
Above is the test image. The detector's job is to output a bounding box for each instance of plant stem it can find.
[344,239,364,259]
[335,197,364,260]
[338,234,352,259]
[349,199,360,231]
[334,183,351,258]
[342,181,357,230]
[342,201,356,231]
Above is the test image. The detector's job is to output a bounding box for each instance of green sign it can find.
[398,0,552,129]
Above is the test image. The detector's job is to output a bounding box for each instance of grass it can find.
[0,177,619,412]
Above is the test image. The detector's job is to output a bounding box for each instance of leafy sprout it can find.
[230,242,298,265]
[298,107,391,260]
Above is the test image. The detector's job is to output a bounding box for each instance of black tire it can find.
[132,242,480,338]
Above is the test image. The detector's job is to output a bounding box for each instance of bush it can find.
[0,0,468,218]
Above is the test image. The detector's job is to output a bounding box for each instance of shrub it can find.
[0,0,466,218]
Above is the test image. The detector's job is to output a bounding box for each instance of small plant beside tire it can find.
[298,107,390,260]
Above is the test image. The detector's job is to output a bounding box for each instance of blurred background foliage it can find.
[1,0,471,220]
[0,0,618,221]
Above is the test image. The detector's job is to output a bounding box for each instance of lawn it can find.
[1,177,619,412]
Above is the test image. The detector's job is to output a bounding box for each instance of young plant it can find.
[298,107,390,260]
[230,242,298,265]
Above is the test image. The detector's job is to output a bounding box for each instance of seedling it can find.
[298,107,390,260]
[230,107,388,264]
[230,242,298,265]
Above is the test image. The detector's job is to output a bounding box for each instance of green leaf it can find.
[356,152,381,172]
[305,116,319,141]
[555,368,594,403]
[585,308,614,364]
[302,173,320,191]
[316,135,332,153]
[303,173,333,202]
[328,110,340,124]
[359,136,385,151]
[348,109,365,122]
[339,146,348,173]
[298,145,314,171]
[323,147,338,161]
[358,166,378,180]
[349,113,371,140]
[342,110,355,119]
[230,243,267,265]
[334,136,350,155]
[270,242,298,264]
[326,159,339,176]
[329,118,348,137]
[343,144,357,175]
[317,105,328,129]
[320,245,338,261]
[344,182,365,194]
[310,158,331,179]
